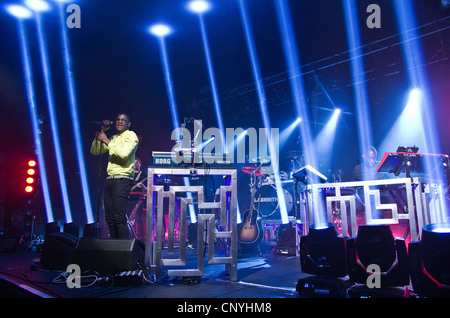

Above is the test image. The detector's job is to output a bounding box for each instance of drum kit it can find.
[240,151,304,220]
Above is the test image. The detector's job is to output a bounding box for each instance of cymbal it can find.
[249,156,271,164]
[242,166,263,176]
[241,166,273,176]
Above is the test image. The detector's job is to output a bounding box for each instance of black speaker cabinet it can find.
[40,232,78,270]
[73,238,145,275]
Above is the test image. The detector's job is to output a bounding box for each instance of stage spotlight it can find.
[63,222,79,238]
[347,224,410,298]
[83,222,100,238]
[5,5,32,19]
[196,136,215,151]
[431,226,450,233]
[301,223,348,277]
[187,0,211,14]
[404,88,421,114]
[297,223,351,297]
[25,160,36,193]
[313,108,341,172]
[378,89,425,163]
[149,24,172,37]
[236,129,247,144]
[25,0,51,12]
[280,117,302,149]
[409,223,450,297]
[44,221,60,239]
[225,127,258,164]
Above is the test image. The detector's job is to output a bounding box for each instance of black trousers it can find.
[103,178,133,238]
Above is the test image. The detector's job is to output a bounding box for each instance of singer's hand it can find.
[101,119,112,131]
[95,131,110,145]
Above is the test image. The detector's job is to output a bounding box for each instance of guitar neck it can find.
[248,182,258,214]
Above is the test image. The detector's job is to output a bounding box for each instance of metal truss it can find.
[302,177,448,241]
[144,166,238,281]
[185,17,450,119]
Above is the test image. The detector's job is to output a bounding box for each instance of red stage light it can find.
[25,160,37,193]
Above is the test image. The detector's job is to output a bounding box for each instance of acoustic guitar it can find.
[238,178,263,245]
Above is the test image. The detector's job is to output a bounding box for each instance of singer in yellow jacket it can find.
[90,113,139,238]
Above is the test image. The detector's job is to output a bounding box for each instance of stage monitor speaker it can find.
[73,238,145,275]
[40,232,78,270]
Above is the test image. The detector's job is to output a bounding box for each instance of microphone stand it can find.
[92,126,108,238]
[95,152,102,231]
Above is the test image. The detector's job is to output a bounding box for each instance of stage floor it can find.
[0,245,308,299]
[1,242,447,314]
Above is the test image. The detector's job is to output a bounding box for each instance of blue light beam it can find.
[274,0,318,168]
[56,2,95,224]
[379,89,426,156]
[14,15,54,222]
[279,117,301,149]
[150,24,180,130]
[196,136,215,151]
[274,0,329,225]
[239,0,288,224]
[393,0,447,222]
[149,24,196,222]
[223,127,249,224]
[342,0,374,181]
[32,10,73,223]
[393,0,442,161]
[314,109,341,168]
[191,5,226,152]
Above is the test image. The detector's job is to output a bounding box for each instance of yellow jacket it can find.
[90,130,139,177]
